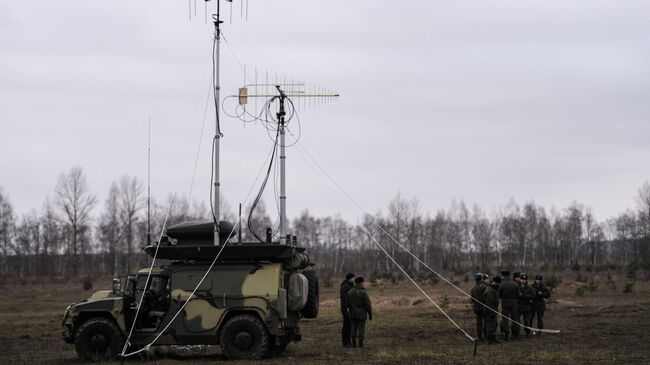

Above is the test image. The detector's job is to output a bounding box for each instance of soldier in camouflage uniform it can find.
[470,272,487,341]
[484,275,501,344]
[340,272,355,347]
[531,274,551,335]
[347,276,372,348]
[517,274,536,338]
[497,270,519,341]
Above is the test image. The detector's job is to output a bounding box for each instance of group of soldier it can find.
[336,269,551,348]
[340,273,373,348]
[471,270,551,344]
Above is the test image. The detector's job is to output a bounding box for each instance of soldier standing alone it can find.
[347,276,372,348]
[340,272,355,347]
[532,274,551,335]
[470,272,487,341]
[517,274,536,338]
[484,275,501,344]
[497,270,519,341]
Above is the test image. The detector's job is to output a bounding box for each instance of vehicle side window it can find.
[180,274,212,291]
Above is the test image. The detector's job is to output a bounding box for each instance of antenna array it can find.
[189,0,249,24]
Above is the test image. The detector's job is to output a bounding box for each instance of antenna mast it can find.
[211,0,227,246]
[237,85,340,244]
[147,117,151,246]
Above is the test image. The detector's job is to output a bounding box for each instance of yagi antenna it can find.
[189,0,249,24]
[224,83,339,244]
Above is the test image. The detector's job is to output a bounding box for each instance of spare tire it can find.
[300,270,319,318]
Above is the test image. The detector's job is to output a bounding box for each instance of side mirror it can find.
[112,277,121,295]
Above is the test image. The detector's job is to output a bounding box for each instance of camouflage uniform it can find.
[470,281,487,341]
[340,279,353,346]
[498,275,519,339]
[347,284,372,347]
[531,282,551,332]
[484,282,500,343]
[517,282,535,337]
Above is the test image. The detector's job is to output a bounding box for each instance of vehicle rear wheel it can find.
[74,317,123,362]
[301,270,319,318]
[220,314,269,360]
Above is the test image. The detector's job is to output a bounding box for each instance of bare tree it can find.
[41,198,61,277]
[118,175,144,274]
[98,183,121,275]
[55,166,96,278]
[0,188,15,275]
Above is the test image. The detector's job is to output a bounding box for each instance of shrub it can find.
[83,277,93,291]
[623,283,634,294]
[545,275,561,291]
[571,262,581,271]
[575,287,585,296]
[585,280,598,292]
[369,272,378,284]
[323,276,332,288]
[576,272,587,283]
[440,294,450,309]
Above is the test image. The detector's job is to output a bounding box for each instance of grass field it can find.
[1,274,649,365]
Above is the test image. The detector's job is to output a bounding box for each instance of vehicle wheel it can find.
[74,317,123,362]
[301,270,319,318]
[220,314,270,360]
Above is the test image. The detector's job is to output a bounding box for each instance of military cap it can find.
[501,270,511,276]
[513,271,521,279]
[521,274,528,280]
[474,272,484,281]
[483,273,490,280]
[354,276,365,284]
[535,274,543,280]
[493,275,502,283]
[345,272,355,280]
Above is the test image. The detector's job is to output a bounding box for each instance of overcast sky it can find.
[1,0,649,223]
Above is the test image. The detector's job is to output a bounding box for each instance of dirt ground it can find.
[1,275,649,365]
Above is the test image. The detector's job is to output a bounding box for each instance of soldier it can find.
[484,275,501,344]
[531,274,551,335]
[340,272,355,347]
[497,270,519,341]
[470,272,487,341]
[517,274,535,338]
[347,276,372,348]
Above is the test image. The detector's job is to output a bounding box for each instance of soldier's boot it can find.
[359,339,364,348]
[488,336,501,345]
[351,339,357,348]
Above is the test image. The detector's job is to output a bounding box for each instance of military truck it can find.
[62,220,319,361]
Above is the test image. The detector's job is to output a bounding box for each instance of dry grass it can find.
[1,276,649,364]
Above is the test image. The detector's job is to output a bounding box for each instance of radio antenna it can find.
[147,117,152,246]
[231,84,339,244]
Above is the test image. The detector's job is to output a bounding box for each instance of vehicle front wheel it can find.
[74,317,123,362]
[220,314,270,360]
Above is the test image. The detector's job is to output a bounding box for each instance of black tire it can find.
[74,317,123,362]
[301,270,319,318]
[220,314,270,360]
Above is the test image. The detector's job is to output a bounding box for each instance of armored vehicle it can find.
[62,220,319,361]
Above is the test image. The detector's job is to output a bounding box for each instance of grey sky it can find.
[1,0,649,222]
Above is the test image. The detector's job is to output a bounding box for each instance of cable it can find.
[247,127,280,242]
[288,135,476,342]
[120,197,175,357]
[292,136,561,335]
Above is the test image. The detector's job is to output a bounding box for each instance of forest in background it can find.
[1,166,649,283]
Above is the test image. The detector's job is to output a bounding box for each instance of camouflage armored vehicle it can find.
[62,220,319,361]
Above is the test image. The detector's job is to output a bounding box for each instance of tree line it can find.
[0,166,648,282]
